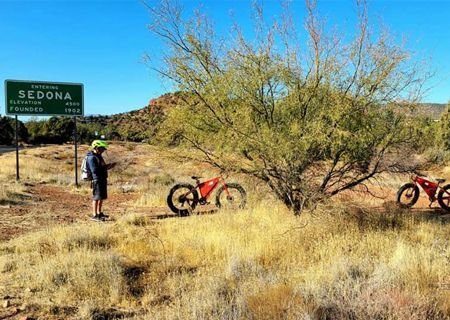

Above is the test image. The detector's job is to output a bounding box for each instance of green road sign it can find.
[5,80,84,116]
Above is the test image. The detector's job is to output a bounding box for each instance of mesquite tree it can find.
[147,0,429,214]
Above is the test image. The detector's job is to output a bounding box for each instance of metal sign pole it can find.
[15,115,19,181]
[74,116,78,187]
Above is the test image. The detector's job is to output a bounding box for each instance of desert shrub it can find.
[423,146,450,165]
[150,0,429,214]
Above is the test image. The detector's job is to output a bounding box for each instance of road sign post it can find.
[5,80,84,186]
[74,116,78,187]
[15,115,19,181]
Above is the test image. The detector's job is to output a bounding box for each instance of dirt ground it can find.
[0,143,231,244]
[0,183,173,242]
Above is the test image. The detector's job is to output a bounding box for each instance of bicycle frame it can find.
[197,175,229,200]
[412,175,439,201]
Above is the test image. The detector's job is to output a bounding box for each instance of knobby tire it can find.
[167,183,199,216]
[215,183,247,210]
[437,184,450,211]
[396,183,419,208]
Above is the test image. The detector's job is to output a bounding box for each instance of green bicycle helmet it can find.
[91,140,109,150]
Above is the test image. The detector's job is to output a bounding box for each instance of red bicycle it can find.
[167,175,247,216]
[396,174,450,211]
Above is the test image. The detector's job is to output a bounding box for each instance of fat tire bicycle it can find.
[167,175,247,216]
[396,174,450,211]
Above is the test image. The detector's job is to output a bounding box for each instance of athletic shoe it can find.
[91,214,105,222]
[98,212,109,219]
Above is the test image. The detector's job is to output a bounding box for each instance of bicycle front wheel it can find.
[437,184,450,211]
[215,183,247,210]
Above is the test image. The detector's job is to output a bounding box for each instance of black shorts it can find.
[92,180,107,200]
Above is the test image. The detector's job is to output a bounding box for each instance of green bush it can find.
[0,116,28,144]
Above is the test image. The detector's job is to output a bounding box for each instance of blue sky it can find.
[1,0,449,118]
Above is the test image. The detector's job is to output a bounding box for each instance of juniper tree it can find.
[437,104,450,149]
[147,0,430,214]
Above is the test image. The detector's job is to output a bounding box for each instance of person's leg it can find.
[98,180,107,216]
[92,200,98,216]
[92,179,100,217]
[97,200,103,214]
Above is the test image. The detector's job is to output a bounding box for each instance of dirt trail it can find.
[0,183,140,242]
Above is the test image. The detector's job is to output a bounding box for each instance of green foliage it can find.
[417,103,450,164]
[22,106,167,145]
[0,116,28,144]
[26,117,109,144]
[0,117,14,145]
[26,118,47,144]
[26,117,74,144]
[77,122,106,144]
[406,116,437,152]
[48,117,75,143]
[112,107,166,142]
[437,104,450,149]
[151,0,429,214]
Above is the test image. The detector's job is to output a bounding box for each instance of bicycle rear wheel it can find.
[167,183,199,216]
[396,183,419,208]
[215,183,247,210]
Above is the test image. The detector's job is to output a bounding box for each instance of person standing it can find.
[86,140,114,221]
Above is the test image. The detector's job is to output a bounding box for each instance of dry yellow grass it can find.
[0,143,449,319]
[0,182,27,205]
[1,201,450,319]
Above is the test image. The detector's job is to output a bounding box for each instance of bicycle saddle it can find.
[191,176,202,180]
[436,178,446,184]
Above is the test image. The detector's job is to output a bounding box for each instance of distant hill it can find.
[78,92,185,142]
[415,103,447,120]
[77,96,447,142]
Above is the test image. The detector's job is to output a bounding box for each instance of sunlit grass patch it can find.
[0,146,73,184]
[1,202,449,319]
[32,250,125,303]
[133,184,168,207]
[0,182,29,205]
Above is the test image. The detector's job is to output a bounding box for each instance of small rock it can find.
[3,299,10,308]
[121,184,137,193]
[24,288,31,293]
